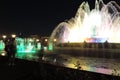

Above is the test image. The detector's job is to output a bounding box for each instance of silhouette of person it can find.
[5,41,11,60]
[5,38,16,65]
[39,47,44,62]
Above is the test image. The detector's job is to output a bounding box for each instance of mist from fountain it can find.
[50,0,120,43]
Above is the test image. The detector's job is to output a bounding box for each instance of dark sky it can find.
[0,0,119,36]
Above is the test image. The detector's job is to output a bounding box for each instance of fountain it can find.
[15,37,41,59]
[50,0,120,43]
[48,0,120,59]
[0,40,5,51]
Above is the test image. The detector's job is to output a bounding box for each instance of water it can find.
[48,0,120,75]
[16,38,41,53]
[44,53,120,76]
[0,37,41,60]
[50,0,120,43]
[1,46,118,76]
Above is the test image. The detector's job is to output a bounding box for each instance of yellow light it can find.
[36,39,39,42]
[1,53,6,56]
[66,63,75,68]
[53,39,57,42]
[11,34,16,38]
[45,39,47,42]
[29,38,33,42]
[2,35,7,39]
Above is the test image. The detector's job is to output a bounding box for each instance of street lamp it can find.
[53,39,57,42]
[11,34,16,38]
[36,39,39,42]
[45,39,47,42]
[2,35,7,43]
[53,39,57,46]
[2,35,7,39]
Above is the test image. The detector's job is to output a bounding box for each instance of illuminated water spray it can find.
[15,38,41,59]
[50,0,120,43]
[16,38,41,53]
[0,40,5,50]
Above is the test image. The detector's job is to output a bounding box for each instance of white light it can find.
[2,35,7,39]
[11,34,16,38]
[54,39,57,42]
[1,53,6,56]
[36,39,39,42]
[44,47,47,50]
[45,39,47,42]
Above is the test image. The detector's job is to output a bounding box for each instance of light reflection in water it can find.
[63,56,120,76]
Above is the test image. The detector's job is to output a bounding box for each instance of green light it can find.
[15,52,26,59]
[48,43,53,51]
[15,38,40,59]
[16,38,37,53]
[37,42,41,50]
[16,38,25,53]
[0,40,5,51]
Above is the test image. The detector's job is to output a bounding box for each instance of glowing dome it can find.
[50,0,120,43]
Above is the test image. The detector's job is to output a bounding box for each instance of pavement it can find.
[0,56,40,80]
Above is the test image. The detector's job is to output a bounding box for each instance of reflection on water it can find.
[1,49,120,76]
[15,52,120,76]
[63,55,120,76]
[44,54,120,76]
[64,63,112,75]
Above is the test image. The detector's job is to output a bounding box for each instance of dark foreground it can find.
[0,56,120,80]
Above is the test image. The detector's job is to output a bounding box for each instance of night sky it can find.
[0,0,119,36]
